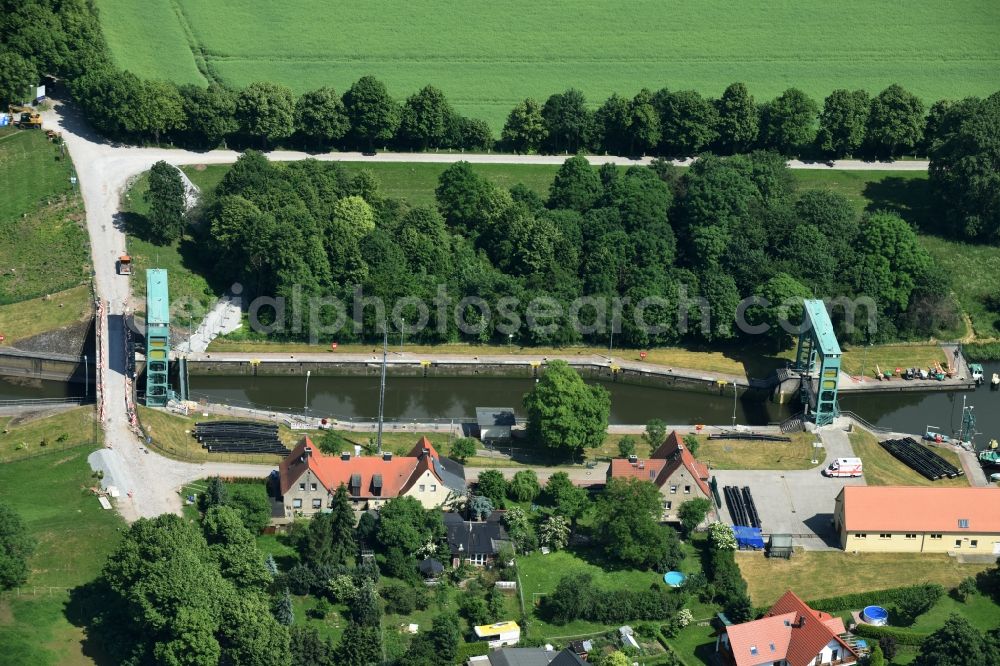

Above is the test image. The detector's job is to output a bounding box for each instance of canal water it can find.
[187,361,1000,441]
[0,376,85,401]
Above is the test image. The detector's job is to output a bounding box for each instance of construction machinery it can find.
[7,105,42,129]
[117,255,132,275]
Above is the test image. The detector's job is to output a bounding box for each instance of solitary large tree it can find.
[523,360,610,455]
[0,503,34,590]
[144,160,186,243]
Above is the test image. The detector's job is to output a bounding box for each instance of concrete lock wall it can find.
[0,349,91,383]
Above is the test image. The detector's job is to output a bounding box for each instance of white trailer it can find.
[824,457,863,477]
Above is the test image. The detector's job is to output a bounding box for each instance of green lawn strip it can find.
[736,550,989,608]
[838,344,949,378]
[0,407,99,463]
[0,129,89,303]
[0,285,93,346]
[694,432,821,471]
[908,592,1000,634]
[849,431,969,488]
[0,444,124,665]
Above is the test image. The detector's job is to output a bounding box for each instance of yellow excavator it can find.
[7,105,42,129]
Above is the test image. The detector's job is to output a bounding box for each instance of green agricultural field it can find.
[94,0,1000,130]
[0,128,90,303]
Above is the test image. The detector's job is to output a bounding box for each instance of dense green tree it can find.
[144,160,186,243]
[399,85,452,149]
[617,435,637,458]
[469,496,494,522]
[508,469,541,502]
[460,594,489,625]
[0,503,34,590]
[274,588,294,626]
[817,89,871,157]
[762,88,818,154]
[451,115,493,150]
[867,84,925,158]
[226,482,272,534]
[653,88,719,156]
[343,75,399,149]
[928,93,1000,242]
[350,578,383,628]
[543,472,589,526]
[201,505,269,589]
[678,498,713,536]
[869,646,885,666]
[594,93,632,155]
[376,496,444,555]
[435,161,495,234]
[296,87,350,148]
[715,82,759,153]
[539,514,570,551]
[776,224,837,294]
[180,83,238,147]
[853,211,934,312]
[628,88,662,155]
[523,360,610,455]
[203,476,229,510]
[139,79,186,143]
[476,470,508,507]
[749,272,813,348]
[502,98,547,152]
[71,67,148,139]
[793,189,859,271]
[449,437,477,463]
[682,433,700,457]
[290,626,337,666]
[643,419,667,449]
[236,81,296,147]
[696,271,740,341]
[915,614,1000,666]
[595,478,682,570]
[548,155,602,212]
[0,49,38,106]
[336,621,382,666]
[922,99,952,154]
[541,88,592,153]
[219,592,291,665]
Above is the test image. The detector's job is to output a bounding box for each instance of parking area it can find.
[712,426,865,550]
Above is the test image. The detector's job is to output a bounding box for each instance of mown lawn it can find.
[137,405,286,464]
[96,0,999,129]
[849,431,969,488]
[839,344,949,378]
[0,128,90,303]
[0,445,124,665]
[0,406,99,462]
[694,432,823,471]
[736,550,989,607]
[0,285,92,345]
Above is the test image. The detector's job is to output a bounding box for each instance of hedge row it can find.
[807,583,939,613]
[852,623,929,647]
[456,642,490,661]
[963,341,1000,362]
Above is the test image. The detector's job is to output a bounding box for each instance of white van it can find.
[823,457,863,477]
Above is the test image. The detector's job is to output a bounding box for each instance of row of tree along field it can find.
[143,150,953,348]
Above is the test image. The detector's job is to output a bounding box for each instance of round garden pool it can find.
[862,605,888,626]
[663,571,687,587]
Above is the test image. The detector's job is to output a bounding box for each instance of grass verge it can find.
[849,431,969,488]
[736,550,989,607]
[693,432,822,470]
[0,285,92,345]
[839,344,949,377]
[0,406,99,462]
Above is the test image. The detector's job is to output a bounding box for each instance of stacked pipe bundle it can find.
[724,485,761,528]
[880,437,963,480]
[194,421,290,455]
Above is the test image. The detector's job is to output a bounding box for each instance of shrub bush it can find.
[852,623,929,646]
[457,642,490,661]
[808,583,943,614]
[543,573,686,625]
[381,582,428,615]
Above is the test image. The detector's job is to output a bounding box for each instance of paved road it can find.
[39,99,931,520]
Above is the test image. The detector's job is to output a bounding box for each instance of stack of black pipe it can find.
[194,421,290,455]
[723,485,761,528]
[880,437,962,480]
[708,433,791,442]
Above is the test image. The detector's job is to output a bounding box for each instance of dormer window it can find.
[749,646,757,656]
[958,519,969,528]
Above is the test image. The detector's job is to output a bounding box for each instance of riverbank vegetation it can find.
[0,284,92,346]
[0,128,90,305]
[848,431,969,488]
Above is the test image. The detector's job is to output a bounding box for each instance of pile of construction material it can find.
[724,485,761,528]
[880,437,962,480]
[194,421,290,455]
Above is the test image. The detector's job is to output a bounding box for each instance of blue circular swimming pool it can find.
[862,605,888,626]
[663,571,687,587]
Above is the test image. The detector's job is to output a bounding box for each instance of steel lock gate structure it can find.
[793,299,842,426]
[145,269,171,406]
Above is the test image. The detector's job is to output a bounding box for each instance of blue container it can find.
[862,605,889,626]
[663,571,687,587]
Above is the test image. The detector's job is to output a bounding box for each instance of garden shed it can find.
[768,533,793,559]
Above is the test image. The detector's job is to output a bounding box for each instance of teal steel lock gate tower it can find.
[793,299,842,426]
[145,269,170,406]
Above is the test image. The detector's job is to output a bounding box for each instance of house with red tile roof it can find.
[606,431,713,523]
[277,436,466,518]
[834,486,1000,553]
[717,590,858,666]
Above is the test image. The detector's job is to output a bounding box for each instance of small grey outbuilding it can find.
[477,407,516,441]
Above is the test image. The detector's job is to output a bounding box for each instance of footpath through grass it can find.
[849,431,969,488]
[0,128,90,303]
[96,0,1000,130]
[0,444,124,665]
[737,550,989,607]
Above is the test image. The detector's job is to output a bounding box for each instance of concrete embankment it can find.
[0,347,92,383]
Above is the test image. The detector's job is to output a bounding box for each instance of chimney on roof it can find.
[341,451,351,461]
[302,446,312,461]
[383,452,393,461]
[628,454,638,464]
[422,447,430,456]
[638,461,645,469]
